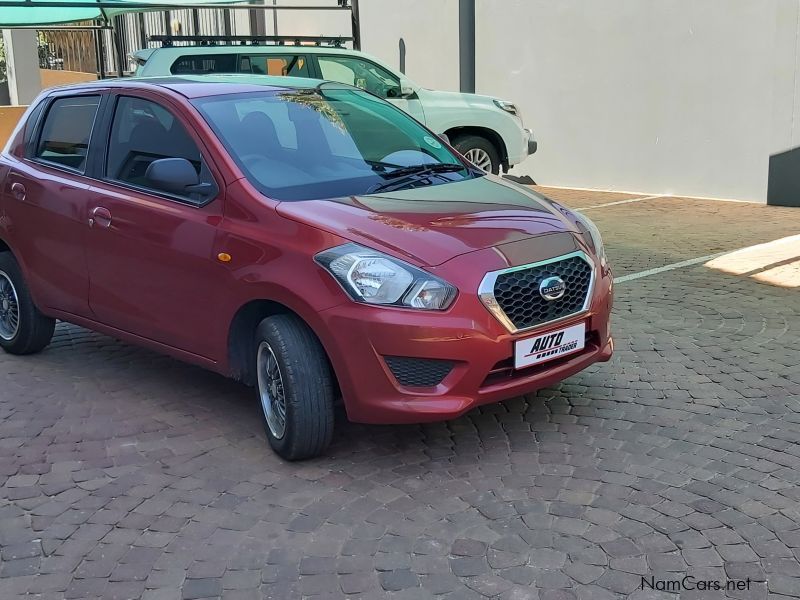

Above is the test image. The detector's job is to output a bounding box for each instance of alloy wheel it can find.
[257,341,287,439]
[464,148,494,172]
[0,271,20,341]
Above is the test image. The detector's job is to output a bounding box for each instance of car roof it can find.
[47,74,327,99]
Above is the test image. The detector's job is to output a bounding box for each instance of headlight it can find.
[573,211,607,268]
[493,99,521,118]
[315,243,457,310]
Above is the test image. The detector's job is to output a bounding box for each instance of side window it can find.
[170,54,238,74]
[105,96,212,203]
[242,54,309,77]
[34,95,100,172]
[317,56,401,99]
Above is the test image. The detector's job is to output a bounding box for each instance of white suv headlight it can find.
[315,243,457,310]
[574,212,607,268]
[493,99,521,119]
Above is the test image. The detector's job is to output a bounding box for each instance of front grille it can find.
[384,356,454,387]
[492,255,592,330]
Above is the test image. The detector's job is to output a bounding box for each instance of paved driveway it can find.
[1,190,799,600]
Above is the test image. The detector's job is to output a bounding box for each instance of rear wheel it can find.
[255,314,334,460]
[452,134,502,175]
[0,252,55,355]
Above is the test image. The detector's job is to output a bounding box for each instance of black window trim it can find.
[99,92,220,209]
[28,91,105,177]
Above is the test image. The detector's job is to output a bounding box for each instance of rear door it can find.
[3,92,105,316]
[84,91,227,360]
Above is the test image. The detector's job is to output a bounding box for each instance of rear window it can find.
[170,54,238,75]
[34,95,100,172]
[169,53,310,78]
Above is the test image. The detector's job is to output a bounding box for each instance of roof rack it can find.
[150,34,353,48]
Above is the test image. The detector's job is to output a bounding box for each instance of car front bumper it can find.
[525,128,538,155]
[316,266,613,424]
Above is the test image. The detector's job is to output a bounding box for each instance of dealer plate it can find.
[514,322,586,369]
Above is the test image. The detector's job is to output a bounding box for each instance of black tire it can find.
[254,314,334,460]
[452,134,502,175]
[0,252,55,356]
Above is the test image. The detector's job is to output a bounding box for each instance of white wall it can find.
[474,0,800,201]
[358,0,461,93]
[275,0,461,91]
[2,29,42,104]
[353,0,800,202]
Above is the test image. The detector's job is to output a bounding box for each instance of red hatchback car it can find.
[0,76,613,459]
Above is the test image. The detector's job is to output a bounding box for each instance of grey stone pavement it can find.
[1,189,799,599]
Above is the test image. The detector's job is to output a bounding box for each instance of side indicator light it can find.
[217,253,232,263]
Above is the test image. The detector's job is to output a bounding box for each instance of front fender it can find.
[418,91,528,165]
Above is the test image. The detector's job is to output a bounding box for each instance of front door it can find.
[84,92,227,360]
[315,55,427,124]
[3,93,103,316]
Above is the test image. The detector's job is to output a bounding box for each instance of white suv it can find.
[132,45,537,174]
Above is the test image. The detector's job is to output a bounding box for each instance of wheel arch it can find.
[227,298,339,394]
[444,125,508,171]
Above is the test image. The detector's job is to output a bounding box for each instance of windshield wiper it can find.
[380,163,465,179]
[364,159,406,171]
[366,163,466,194]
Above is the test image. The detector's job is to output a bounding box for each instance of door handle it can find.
[89,206,112,229]
[10,182,26,202]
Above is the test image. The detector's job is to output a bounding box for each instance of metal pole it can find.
[458,0,475,93]
[112,16,125,76]
[351,0,360,50]
[223,9,232,37]
[398,37,405,74]
[94,20,107,78]
[137,12,146,48]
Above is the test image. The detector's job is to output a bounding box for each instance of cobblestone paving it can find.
[1,191,799,599]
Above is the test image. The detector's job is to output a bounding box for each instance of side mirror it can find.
[399,77,416,98]
[145,158,201,195]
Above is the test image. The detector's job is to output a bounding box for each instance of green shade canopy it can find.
[0,1,248,27]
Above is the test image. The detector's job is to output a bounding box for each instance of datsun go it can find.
[0,76,612,460]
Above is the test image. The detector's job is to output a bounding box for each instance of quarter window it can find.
[106,96,212,203]
[241,54,309,77]
[34,95,100,172]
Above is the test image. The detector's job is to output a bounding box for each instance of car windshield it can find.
[192,87,477,201]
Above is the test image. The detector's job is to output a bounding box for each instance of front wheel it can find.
[254,314,335,461]
[0,252,55,355]
[452,134,502,175]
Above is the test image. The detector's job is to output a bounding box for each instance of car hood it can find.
[276,176,581,267]
[418,87,500,110]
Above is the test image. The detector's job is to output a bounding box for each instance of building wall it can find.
[356,0,800,202]
[0,106,28,149]
[357,0,461,93]
[40,69,97,89]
